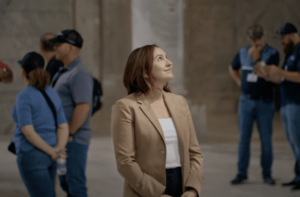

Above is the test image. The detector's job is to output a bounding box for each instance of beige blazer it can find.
[111,91,204,197]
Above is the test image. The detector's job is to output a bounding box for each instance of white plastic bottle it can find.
[57,156,67,175]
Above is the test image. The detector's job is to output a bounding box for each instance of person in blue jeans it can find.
[228,25,280,185]
[13,52,69,197]
[49,30,93,197]
[261,23,300,191]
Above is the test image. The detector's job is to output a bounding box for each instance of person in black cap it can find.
[229,24,280,185]
[39,33,64,81]
[49,30,93,197]
[12,52,69,196]
[257,22,300,191]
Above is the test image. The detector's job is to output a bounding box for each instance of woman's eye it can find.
[158,57,162,61]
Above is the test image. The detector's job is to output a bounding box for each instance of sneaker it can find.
[282,180,297,187]
[231,174,247,185]
[291,182,300,191]
[264,175,276,185]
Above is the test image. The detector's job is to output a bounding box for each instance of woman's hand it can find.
[49,147,61,161]
[181,189,198,197]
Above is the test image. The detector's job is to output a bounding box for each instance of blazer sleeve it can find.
[111,100,166,197]
[182,96,204,196]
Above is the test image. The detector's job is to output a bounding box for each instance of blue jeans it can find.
[165,168,183,197]
[281,103,300,182]
[237,95,275,177]
[17,148,56,197]
[59,141,89,197]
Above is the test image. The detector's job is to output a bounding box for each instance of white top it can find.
[158,118,181,169]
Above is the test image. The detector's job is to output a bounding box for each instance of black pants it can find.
[165,167,183,197]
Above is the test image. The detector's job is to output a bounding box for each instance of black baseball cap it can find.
[49,29,83,48]
[277,23,298,36]
[18,52,45,74]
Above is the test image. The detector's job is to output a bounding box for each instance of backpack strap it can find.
[39,89,58,128]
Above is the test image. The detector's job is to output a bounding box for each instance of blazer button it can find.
[160,151,165,153]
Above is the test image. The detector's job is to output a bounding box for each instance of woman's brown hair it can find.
[26,67,50,91]
[123,44,171,95]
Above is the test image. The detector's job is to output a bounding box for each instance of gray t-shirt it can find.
[52,57,93,145]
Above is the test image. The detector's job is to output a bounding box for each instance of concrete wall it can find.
[131,0,185,95]
[94,0,132,136]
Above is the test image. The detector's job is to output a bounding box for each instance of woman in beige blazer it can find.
[111,45,203,197]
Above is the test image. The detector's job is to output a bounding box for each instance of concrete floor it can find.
[0,137,299,197]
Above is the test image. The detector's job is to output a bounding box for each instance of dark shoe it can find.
[282,180,297,186]
[231,174,247,185]
[291,182,300,191]
[263,175,276,185]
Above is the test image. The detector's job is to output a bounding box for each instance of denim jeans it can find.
[17,148,57,197]
[59,141,89,197]
[237,95,275,177]
[165,167,183,197]
[281,103,300,182]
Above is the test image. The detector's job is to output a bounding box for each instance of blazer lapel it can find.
[136,93,166,144]
[163,92,185,148]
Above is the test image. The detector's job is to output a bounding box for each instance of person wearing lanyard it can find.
[0,60,13,83]
[228,24,280,185]
[258,23,300,191]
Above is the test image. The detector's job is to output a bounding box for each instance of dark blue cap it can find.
[49,29,83,48]
[18,52,45,74]
[277,23,298,36]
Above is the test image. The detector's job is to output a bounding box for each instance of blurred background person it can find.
[228,24,280,185]
[40,33,64,81]
[0,60,13,83]
[13,52,69,197]
[49,30,93,197]
[260,23,300,191]
[112,45,203,197]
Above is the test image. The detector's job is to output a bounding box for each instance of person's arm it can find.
[263,66,300,83]
[111,100,166,197]
[0,61,13,83]
[181,96,204,197]
[228,51,242,87]
[254,51,281,84]
[229,66,241,87]
[68,72,93,141]
[55,123,69,150]
[68,103,90,141]
[21,125,59,160]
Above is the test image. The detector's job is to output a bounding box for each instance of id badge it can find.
[247,73,258,83]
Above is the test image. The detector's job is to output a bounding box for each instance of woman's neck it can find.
[145,86,164,104]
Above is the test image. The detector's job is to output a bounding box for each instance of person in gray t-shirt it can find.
[49,29,93,197]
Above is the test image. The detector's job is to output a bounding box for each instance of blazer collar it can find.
[135,92,184,148]
[136,93,165,144]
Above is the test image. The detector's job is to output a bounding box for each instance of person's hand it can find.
[254,65,268,80]
[263,65,283,77]
[181,189,197,197]
[248,46,263,61]
[49,147,61,161]
[68,136,73,142]
[55,145,67,157]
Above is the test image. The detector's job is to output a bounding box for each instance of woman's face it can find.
[151,47,173,84]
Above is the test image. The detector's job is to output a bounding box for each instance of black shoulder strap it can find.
[39,89,58,128]
[52,68,68,88]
